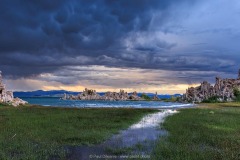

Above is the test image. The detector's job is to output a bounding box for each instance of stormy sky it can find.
[0,0,240,93]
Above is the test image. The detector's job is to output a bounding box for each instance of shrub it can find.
[163,96,180,102]
[202,96,220,103]
[234,88,240,99]
[233,88,240,102]
[235,97,240,102]
[141,94,151,100]
[170,96,177,102]
[233,88,240,97]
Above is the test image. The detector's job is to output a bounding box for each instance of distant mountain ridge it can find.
[13,90,181,99]
[13,90,79,97]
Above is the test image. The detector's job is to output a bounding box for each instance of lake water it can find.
[21,97,194,109]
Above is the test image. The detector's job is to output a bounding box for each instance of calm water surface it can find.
[21,97,194,109]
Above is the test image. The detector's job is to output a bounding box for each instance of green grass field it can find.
[0,104,157,159]
[152,103,240,160]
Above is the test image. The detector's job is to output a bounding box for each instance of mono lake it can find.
[20,97,194,109]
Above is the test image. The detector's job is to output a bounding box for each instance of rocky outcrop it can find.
[0,71,27,106]
[63,88,144,101]
[182,69,240,102]
[129,91,143,100]
[77,88,102,100]
[62,88,102,100]
[11,98,28,107]
[0,71,14,103]
[101,89,130,101]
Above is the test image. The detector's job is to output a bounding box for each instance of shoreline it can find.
[18,96,180,102]
[18,97,194,109]
[17,104,195,111]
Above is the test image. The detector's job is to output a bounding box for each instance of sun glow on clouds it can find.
[42,85,85,92]
[4,65,201,94]
[34,83,193,94]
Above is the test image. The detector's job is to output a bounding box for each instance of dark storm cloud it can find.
[0,0,166,53]
[0,0,239,83]
[0,0,179,76]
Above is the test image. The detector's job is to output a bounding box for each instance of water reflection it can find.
[66,110,177,160]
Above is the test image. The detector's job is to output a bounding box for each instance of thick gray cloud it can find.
[0,0,239,86]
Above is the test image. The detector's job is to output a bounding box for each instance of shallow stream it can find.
[65,110,178,160]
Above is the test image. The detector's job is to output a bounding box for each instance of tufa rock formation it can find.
[63,88,144,101]
[0,71,27,106]
[62,88,101,100]
[102,89,130,101]
[182,69,240,102]
[152,92,160,100]
[0,71,14,103]
[129,91,143,100]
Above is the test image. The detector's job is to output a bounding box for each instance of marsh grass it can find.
[152,103,240,160]
[0,105,157,159]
